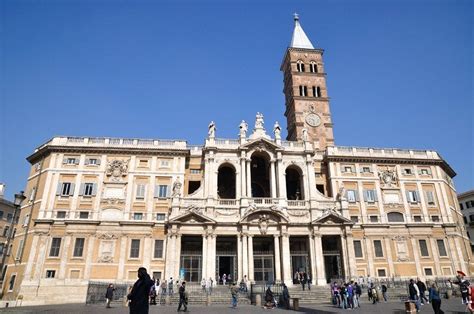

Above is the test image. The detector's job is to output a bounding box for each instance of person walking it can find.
[381,283,388,302]
[281,283,290,310]
[417,278,428,305]
[409,279,421,312]
[149,282,157,305]
[346,282,354,309]
[300,272,307,291]
[168,277,174,295]
[354,282,361,308]
[428,282,444,314]
[177,281,188,312]
[105,283,115,308]
[201,278,206,292]
[230,282,239,308]
[307,274,312,291]
[127,267,154,314]
[222,273,227,286]
[370,283,377,305]
[160,279,167,298]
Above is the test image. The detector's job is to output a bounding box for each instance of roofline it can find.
[458,190,474,198]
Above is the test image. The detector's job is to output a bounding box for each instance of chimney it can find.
[0,183,4,199]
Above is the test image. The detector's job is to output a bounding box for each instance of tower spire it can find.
[290,13,314,49]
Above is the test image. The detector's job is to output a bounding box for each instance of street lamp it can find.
[0,191,25,282]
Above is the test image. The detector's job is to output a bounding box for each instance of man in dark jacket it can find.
[127,267,154,314]
[105,283,115,308]
[177,281,188,312]
[281,283,290,309]
[416,278,428,304]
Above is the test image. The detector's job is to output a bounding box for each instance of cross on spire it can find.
[293,12,299,21]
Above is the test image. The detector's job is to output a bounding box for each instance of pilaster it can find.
[273,235,281,282]
[248,235,254,281]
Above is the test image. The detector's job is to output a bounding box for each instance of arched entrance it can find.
[250,153,270,197]
[217,164,236,199]
[285,166,304,200]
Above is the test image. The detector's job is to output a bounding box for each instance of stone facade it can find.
[458,190,474,253]
[1,15,472,306]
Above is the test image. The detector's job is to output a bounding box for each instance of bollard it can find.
[255,294,261,306]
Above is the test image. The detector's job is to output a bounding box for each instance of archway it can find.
[217,164,236,199]
[286,166,304,200]
[250,153,270,197]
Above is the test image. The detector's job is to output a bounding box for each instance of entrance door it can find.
[324,255,342,283]
[253,256,274,283]
[216,256,236,284]
[291,255,309,283]
[181,255,202,282]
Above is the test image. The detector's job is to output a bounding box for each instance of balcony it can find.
[287,200,306,208]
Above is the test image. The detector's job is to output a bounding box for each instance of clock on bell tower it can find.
[281,14,334,150]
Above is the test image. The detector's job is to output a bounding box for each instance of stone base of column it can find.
[316,278,327,286]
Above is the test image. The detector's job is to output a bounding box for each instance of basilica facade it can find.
[1,15,472,305]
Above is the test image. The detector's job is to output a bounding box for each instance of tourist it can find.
[281,283,290,309]
[456,275,471,305]
[417,277,429,305]
[127,267,154,314]
[294,271,300,284]
[300,271,307,291]
[160,279,167,297]
[201,278,206,292]
[354,282,361,308]
[332,282,340,307]
[307,274,312,291]
[177,281,188,312]
[264,286,275,309]
[468,282,474,313]
[367,283,373,302]
[340,284,347,309]
[370,283,378,304]
[230,282,239,308]
[346,281,354,309]
[239,276,247,292]
[408,279,421,312]
[428,282,444,314]
[381,282,388,302]
[149,282,157,305]
[222,273,227,286]
[168,277,174,295]
[105,283,115,308]
[206,277,213,295]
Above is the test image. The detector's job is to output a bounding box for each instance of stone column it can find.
[240,155,247,197]
[84,235,95,280]
[248,235,254,281]
[345,232,357,279]
[246,159,252,198]
[165,234,176,279]
[202,235,208,279]
[175,235,182,279]
[33,235,48,281]
[429,237,442,276]
[117,236,128,280]
[207,234,216,280]
[308,235,317,283]
[58,235,71,279]
[383,236,394,277]
[281,233,292,285]
[277,157,286,199]
[446,235,460,274]
[236,169,241,199]
[23,235,40,280]
[364,236,374,278]
[143,236,152,271]
[340,235,350,280]
[410,237,423,277]
[314,234,326,285]
[273,235,281,282]
[270,161,277,198]
[305,158,314,199]
[242,234,248,279]
[454,236,468,274]
[237,234,242,281]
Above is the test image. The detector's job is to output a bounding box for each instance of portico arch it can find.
[250,152,271,197]
[217,163,236,199]
[285,166,304,200]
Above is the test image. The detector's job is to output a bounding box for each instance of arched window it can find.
[297,61,305,72]
[217,164,236,199]
[316,86,321,97]
[299,85,307,97]
[286,166,304,200]
[310,62,318,73]
[312,86,317,98]
[250,153,270,197]
[387,212,405,222]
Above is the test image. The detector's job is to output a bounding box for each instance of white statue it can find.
[172,178,182,197]
[208,121,216,138]
[239,120,248,138]
[302,128,308,142]
[255,112,264,129]
[273,121,281,140]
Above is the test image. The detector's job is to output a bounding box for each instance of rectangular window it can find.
[66,158,77,165]
[83,183,94,196]
[460,203,464,210]
[79,212,89,219]
[464,216,468,224]
[156,213,165,221]
[420,168,430,175]
[431,215,440,222]
[190,169,201,174]
[6,213,13,222]
[49,238,61,257]
[424,268,433,276]
[370,215,378,223]
[136,184,146,199]
[403,168,412,175]
[154,240,164,258]
[343,166,353,173]
[73,238,85,257]
[364,190,377,203]
[87,158,99,165]
[346,190,357,203]
[413,215,422,222]
[419,239,429,257]
[60,182,74,196]
[406,190,419,203]
[158,185,169,198]
[57,211,66,219]
[437,240,447,257]
[133,213,143,220]
[350,216,359,223]
[373,240,383,257]
[362,166,371,173]
[425,191,435,206]
[353,240,363,258]
[2,226,9,237]
[46,270,56,278]
[377,269,386,277]
[29,187,36,201]
[0,243,4,256]
[15,240,24,260]
[160,160,170,168]
[130,239,140,258]
[8,275,16,291]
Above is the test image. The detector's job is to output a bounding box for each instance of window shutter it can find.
[426,191,434,204]
[427,168,431,175]
[79,184,84,196]
[373,190,378,202]
[96,158,101,165]
[69,183,75,196]
[167,185,171,197]
[405,191,410,202]
[74,158,80,165]
[84,159,89,165]
[91,184,97,196]
[363,190,368,202]
[355,190,360,202]
[154,185,159,198]
[56,182,62,196]
[414,191,419,202]
[368,165,372,172]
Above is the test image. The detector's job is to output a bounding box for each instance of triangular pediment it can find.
[169,209,216,224]
[311,210,353,225]
[240,137,282,151]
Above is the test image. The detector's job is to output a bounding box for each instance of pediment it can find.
[169,209,216,224]
[240,137,282,152]
[311,210,353,225]
[240,204,289,223]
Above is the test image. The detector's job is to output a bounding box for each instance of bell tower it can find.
[281,14,334,150]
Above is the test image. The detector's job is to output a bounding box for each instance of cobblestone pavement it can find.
[0,299,467,313]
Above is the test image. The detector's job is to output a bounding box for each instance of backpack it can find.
[460,281,469,294]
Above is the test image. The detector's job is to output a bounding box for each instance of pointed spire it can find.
[290,13,315,49]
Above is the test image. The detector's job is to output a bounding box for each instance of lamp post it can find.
[0,191,25,282]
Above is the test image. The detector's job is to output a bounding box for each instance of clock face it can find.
[305,113,321,127]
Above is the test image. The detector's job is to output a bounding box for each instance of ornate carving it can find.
[186,205,203,215]
[105,159,129,182]
[98,255,114,263]
[208,121,216,138]
[239,120,248,138]
[97,233,119,240]
[215,209,239,217]
[287,209,309,217]
[258,215,270,235]
[172,178,182,198]
[393,235,409,262]
[273,121,281,140]
[379,169,398,188]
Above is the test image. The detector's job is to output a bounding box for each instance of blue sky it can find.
[1,0,472,198]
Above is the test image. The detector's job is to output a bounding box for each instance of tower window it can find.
[316,86,321,97]
[310,62,318,73]
[297,61,305,72]
[299,85,307,97]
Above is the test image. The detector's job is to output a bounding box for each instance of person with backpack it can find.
[381,283,388,302]
[408,279,421,312]
[417,278,429,305]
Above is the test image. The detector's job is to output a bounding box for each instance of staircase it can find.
[287,285,332,304]
[157,285,251,305]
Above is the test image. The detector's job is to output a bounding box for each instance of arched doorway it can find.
[286,166,304,200]
[217,164,236,199]
[250,153,270,197]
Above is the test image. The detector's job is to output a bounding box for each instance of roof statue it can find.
[290,13,315,49]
